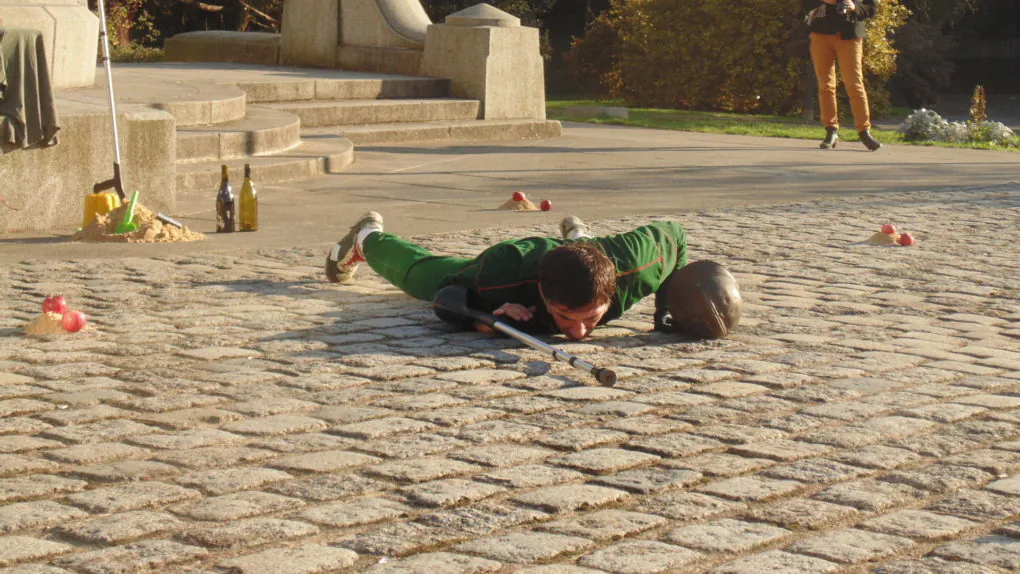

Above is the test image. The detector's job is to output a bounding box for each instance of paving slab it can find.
[3,122,1020,262]
[1,128,1019,572]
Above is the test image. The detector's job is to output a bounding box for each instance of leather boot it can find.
[859,130,882,151]
[819,127,838,149]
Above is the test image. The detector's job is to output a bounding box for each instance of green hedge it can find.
[568,0,909,116]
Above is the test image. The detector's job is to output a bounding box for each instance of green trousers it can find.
[363,232,469,301]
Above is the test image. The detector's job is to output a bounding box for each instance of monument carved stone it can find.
[279,0,431,73]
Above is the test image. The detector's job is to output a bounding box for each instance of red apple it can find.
[898,232,915,246]
[42,295,68,315]
[512,191,526,202]
[881,223,897,235]
[61,310,87,333]
[540,199,552,211]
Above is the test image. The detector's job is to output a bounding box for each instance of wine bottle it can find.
[239,163,258,232]
[215,164,235,233]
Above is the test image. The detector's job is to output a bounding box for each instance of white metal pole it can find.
[95,0,122,167]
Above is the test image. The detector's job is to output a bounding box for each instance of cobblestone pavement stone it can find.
[0,186,1018,573]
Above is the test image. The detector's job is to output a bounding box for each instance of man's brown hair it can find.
[538,242,616,309]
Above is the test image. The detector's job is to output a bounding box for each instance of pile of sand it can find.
[24,312,69,336]
[865,231,900,245]
[499,198,540,212]
[72,201,204,243]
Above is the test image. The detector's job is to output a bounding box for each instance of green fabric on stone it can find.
[363,232,471,302]
[0,28,6,98]
[0,27,60,151]
[363,221,688,334]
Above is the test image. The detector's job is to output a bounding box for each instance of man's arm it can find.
[440,241,557,334]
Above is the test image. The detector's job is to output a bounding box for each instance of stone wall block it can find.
[421,5,545,120]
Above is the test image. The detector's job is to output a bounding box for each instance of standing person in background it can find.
[804,0,883,151]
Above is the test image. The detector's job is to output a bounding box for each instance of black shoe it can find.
[819,127,838,149]
[859,130,882,151]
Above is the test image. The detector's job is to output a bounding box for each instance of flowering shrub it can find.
[898,108,944,141]
[898,109,1018,146]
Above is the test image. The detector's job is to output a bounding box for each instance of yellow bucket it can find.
[82,192,122,228]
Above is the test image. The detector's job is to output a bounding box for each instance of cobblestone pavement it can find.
[1,186,1018,574]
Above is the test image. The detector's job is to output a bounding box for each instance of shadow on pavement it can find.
[0,235,72,245]
[357,145,781,155]
[196,277,703,388]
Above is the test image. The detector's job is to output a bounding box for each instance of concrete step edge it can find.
[175,137,355,194]
[238,77,452,103]
[152,91,247,127]
[307,119,563,145]
[175,107,303,163]
[270,99,482,128]
[266,97,478,109]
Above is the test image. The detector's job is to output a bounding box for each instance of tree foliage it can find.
[901,0,975,25]
[568,0,908,116]
[92,0,284,48]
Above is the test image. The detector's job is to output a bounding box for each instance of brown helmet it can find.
[661,261,742,339]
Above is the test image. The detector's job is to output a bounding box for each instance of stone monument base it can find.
[164,31,280,66]
[0,107,175,234]
[335,45,423,76]
[0,0,99,89]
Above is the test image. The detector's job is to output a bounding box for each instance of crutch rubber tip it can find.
[596,368,618,387]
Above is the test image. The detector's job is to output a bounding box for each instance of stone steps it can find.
[265,98,481,128]
[165,71,557,194]
[175,136,354,194]
[152,85,248,128]
[237,76,451,103]
[176,106,302,163]
[304,119,563,146]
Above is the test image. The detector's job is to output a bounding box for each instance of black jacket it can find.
[803,0,876,40]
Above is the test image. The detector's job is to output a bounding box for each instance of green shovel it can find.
[115,191,140,234]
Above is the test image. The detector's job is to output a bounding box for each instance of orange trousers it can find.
[810,32,871,133]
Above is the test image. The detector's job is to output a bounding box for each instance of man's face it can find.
[544,299,611,341]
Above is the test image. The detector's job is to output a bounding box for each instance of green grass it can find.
[110,44,164,63]
[547,98,1019,151]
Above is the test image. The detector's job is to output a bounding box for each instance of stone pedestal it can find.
[421,4,545,120]
[165,31,280,66]
[0,0,99,89]
[280,0,338,67]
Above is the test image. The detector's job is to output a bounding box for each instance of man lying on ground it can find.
[325,212,738,341]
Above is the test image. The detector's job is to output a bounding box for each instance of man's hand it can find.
[494,303,536,322]
[843,0,856,11]
[475,303,536,334]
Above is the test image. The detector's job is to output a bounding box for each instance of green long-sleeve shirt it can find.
[443,221,688,332]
